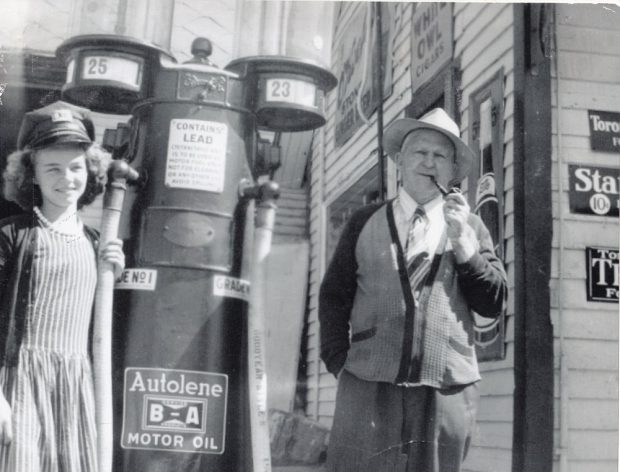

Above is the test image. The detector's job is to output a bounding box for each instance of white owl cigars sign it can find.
[410,2,453,92]
[568,165,619,217]
[121,368,228,454]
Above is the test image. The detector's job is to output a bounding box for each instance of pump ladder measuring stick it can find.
[244,181,279,472]
[93,161,138,472]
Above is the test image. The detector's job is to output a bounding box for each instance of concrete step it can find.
[273,466,327,472]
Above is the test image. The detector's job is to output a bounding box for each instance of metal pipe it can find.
[243,181,280,472]
[114,0,128,35]
[552,8,569,471]
[92,161,138,472]
[314,127,326,422]
[374,2,386,201]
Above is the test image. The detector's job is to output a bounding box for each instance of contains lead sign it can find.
[165,119,228,193]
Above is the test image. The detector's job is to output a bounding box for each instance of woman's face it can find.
[33,145,88,212]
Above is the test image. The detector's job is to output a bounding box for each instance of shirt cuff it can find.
[455,252,487,278]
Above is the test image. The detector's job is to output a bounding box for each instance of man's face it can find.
[396,129,456,204]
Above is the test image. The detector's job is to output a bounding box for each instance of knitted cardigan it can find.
[0,213,99,367]
[319,200,507,388]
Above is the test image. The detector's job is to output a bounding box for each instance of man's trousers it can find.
[326,370,479,472]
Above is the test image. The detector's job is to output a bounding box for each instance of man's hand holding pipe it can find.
[443,192,479,263]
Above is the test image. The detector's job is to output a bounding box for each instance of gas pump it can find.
[55,34,336,471]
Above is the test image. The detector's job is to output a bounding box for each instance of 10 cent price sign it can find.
[568,164,619,217]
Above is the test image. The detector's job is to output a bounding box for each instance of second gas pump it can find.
[56,34,336,472]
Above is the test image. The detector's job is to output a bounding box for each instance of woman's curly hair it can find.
[2,143,111,211]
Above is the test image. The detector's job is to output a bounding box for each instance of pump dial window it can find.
[266,78,316,108]
[81,55,141,88]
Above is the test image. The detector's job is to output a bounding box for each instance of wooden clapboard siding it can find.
[455,4,516,471]
[274,130,315,189]
[0,2,71,51]
[273,186,309,243]
[566,460,619,472]
[552,4,619,472]
[305,1,416,423]
[170,0,235,66]
[566,370,618,400]
[306,10,522,467]
[306,126,324,423]
[465,447,514,472]
[306,0,348,422]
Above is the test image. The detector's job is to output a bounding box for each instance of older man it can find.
[319,108,507,472]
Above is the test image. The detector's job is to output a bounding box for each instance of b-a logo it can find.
[144,396,206,433]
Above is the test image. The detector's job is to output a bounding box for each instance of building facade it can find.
[0,2,618,471]
[304,4,619,472]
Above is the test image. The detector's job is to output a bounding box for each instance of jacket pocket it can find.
[448,337,474,357]
[351,327,377,343]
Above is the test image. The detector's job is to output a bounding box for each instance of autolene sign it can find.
[121,367,228,454]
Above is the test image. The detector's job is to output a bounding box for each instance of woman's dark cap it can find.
[17,100,95,150]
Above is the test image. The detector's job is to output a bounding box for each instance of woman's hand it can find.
[0,393,12,445]
[99,238,125,280]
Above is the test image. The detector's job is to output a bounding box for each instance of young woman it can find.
[0,101,124,471]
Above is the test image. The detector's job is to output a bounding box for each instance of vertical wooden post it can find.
[512,5,554,472]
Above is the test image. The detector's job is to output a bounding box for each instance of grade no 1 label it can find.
[116,268,157,291]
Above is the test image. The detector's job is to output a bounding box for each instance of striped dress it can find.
[0,212,98,472]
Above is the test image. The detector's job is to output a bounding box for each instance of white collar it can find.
[398,187,443,221]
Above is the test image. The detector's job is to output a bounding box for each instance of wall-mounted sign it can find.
[410,3,453,93]
[468,70,506,362]
[334,4,395,147]
[588,110,620,152]
[586,247,618,303]
[568,165,619,217]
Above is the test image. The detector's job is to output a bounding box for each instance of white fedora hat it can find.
[384,108,475,182]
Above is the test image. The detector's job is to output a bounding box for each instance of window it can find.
[468,69,506,361]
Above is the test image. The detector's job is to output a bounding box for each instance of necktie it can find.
[406,206,431,303]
